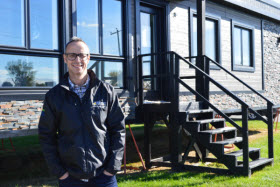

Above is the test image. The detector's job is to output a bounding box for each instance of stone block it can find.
[18,119,30,124]
[19,107,29,111]
[30,122,38,126]
[4,118,18,122]
[25,111,36,115]
[0,104,12,109]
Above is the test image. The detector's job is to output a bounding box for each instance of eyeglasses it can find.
[65,53,89,61]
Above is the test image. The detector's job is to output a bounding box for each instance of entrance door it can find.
[137,3,166,99]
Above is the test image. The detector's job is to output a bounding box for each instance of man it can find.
[38,37,125,187]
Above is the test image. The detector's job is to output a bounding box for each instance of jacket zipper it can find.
[81,89,92,176]
[71,91,89,175]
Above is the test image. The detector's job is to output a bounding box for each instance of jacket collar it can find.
[60,69,98,91]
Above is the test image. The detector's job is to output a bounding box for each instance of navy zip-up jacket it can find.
[38,70,125,179]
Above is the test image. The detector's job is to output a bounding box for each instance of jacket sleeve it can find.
[105,87,125,174]
[38,93,67,178]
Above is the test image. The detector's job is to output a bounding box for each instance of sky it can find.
[270,0,280,3]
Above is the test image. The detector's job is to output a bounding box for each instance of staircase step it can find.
[196,118,225,124]
[200,127,236,135]
[226,148,260,157]
[238,158,273,169]
[186,109,213,114]
[212,137,242,145]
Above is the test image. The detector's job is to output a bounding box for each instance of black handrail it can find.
[248,108,268,124]
[173,52,273,162]
[172,52,249,107]
[178,78,242,131]
[170,52,273,174]
[205,56,274,105]
[137,51,274,169]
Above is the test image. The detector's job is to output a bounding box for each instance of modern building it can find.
[0,0,279,176]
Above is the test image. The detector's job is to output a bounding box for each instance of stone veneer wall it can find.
[0,100,43,131]
[204,19,280,110]
[263,20,280,105]
[0,97,136,132]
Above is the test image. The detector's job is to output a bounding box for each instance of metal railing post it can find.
[138,55,143,106]
[174,53,180,112]
[267,102,274,159]
[169,53,174,103]
[204,56,210,103]
[242,105,250,176]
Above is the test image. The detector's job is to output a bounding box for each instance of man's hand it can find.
[103,170,114,176]
[59,172,69,180]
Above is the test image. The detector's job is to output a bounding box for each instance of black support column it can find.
[196,0,209,159]
[196,0,209,104]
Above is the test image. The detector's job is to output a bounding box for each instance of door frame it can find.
[135,0,169,57]
[135,0,170,98]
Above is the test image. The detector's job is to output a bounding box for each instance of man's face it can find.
[63,41,90,77]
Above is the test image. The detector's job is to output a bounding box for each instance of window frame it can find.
[231,20,255,72]
[0,0,63,92]
[0,0,61,52]
[189,9,221,70]
[72,0,126,89]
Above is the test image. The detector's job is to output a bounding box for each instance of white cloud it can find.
[32,31,40,40]
[77,21,99,27]
[271,0,280,4]
[0,69,8,75]
[37,67,54,72]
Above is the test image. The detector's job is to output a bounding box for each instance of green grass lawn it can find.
[130,120,271,132]
[0,121,279,186]
[228,120,270,131]
[117,131,280,187]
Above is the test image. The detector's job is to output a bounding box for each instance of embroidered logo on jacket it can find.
[92,101,107,109]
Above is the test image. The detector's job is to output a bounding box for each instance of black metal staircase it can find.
[183,108,273,176]
[136,51,274,177]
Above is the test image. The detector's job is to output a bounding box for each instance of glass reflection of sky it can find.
[141,12,152,76]
[87,60,123,87]
[234,27,251,66]
[77,0,122,56]
[103,0,122,56]
[0,0,25,47]
[77,0,99,54]
[192,17,217,61]
[0,54,59,87]
[30,0,58,49]
[242,29,251,66]
[234,27,242,65]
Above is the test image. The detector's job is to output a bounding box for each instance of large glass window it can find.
[233,27,252,66]
[30,0,58,49]
[191,16,219,63]
[77,0,99,54]
[0,0,60,90]
[0,0,25,47]
[0,54,59,88]
[141,12,154,76]
[75,0,124,88]
[77,0,123,56]
[232,23,254,72]
[103,0,123,56]
[88,60,123,87]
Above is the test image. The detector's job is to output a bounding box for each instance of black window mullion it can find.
[72,0,77,37]
[99,0,103,55]
[252,31,254,67]
[25,0,30,49]
[215,21,219,63]
[240,28,243,66]
[101,61,105,80]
